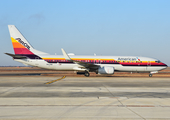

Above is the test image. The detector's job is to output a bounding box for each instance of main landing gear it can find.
[84,71,90,77]
[77,71,90,77]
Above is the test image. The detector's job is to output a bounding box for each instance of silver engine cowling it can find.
[97,66,114,74]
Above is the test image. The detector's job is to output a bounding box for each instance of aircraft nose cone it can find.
[163,63,168,67]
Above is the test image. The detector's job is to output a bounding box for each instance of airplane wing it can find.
[61,49,99,70]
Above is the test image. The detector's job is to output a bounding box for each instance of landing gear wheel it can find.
[149,74,152,77]
[84,72,90,77]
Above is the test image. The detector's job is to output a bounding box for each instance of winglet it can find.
[61,48,98,70]
[61,48,72,61]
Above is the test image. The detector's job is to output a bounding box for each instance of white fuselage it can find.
[14,54,167,73]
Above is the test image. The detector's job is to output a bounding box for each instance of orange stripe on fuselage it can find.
[42,58,115,61]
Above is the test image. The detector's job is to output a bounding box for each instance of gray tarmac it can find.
[0,76,170,120]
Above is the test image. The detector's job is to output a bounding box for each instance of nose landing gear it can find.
[149,74,152,77]
[149,71,158,77]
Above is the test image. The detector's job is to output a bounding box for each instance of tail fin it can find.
[8,25,47,55]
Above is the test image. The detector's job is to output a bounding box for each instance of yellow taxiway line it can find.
[45,76,66,84]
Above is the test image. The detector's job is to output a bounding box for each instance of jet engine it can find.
[97,66,114,74]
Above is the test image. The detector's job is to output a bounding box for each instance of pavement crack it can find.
[0,87,18,96]
[126,107,146,120]
[102,84,123,105]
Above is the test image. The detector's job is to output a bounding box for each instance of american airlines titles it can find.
[16,38,30,50]
[118,58,137,61]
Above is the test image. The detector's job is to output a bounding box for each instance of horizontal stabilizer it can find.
[5,53,27,59]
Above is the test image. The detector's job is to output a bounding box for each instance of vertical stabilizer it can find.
[8,25,47,55]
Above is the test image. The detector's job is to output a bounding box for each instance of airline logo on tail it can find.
[15,38,30,50]
[11,37,34,55]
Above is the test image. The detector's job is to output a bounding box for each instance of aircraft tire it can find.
[84,72,90,77]
[149,74,152,77]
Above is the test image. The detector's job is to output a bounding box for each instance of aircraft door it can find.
[146,61,151,71]
[147,61,151,66]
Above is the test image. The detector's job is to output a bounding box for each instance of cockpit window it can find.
[155,60,161,63]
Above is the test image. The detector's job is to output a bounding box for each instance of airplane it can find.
[5,25,167,77]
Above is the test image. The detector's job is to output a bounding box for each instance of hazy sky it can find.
[1,0,170,66]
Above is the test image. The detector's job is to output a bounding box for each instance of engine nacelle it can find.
[97,66,114,74]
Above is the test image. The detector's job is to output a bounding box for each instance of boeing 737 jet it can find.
[5,25,167,77]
